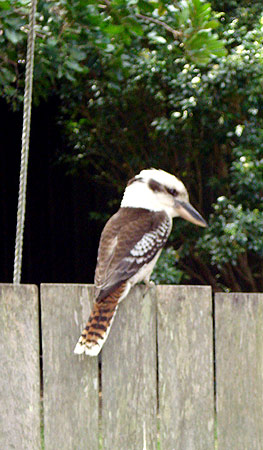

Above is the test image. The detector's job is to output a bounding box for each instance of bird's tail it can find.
[74,283,128,356]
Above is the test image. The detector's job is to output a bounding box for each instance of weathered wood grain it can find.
[215,293,263,450]
[0,284,41,450]
[101,285,158,450]
[157,285,214,450]
[4,283,263,450]
[41,284,99,450]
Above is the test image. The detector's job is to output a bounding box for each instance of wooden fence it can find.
[0,284,263,450]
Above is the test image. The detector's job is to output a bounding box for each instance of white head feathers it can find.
[120,168,189,217]
[136,168,186,193]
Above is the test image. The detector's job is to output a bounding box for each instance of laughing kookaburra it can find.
[74,168,207,356]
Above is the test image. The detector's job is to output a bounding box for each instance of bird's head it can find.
[121,168,207,227]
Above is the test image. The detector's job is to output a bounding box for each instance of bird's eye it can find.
[167,188,178,197]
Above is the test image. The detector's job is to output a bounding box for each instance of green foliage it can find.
[151,247,187,284]
[180,0,227,64]
[195,122,263,290]
[197,199,263,267]
[2,0,263,291]
[0,0,226,106]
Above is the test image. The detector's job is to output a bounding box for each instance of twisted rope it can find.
[13,0,38,284]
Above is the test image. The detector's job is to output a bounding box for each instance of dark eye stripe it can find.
[167,187,178,197]
[148,179,164,192]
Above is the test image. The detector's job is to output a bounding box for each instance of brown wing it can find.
[94,207,171,301]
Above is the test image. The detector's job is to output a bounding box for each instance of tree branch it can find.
[191,254,219,291]
[135,13,182,39]
[101,2,182,39]
[235,253,258,292]
[221,263,242,291]
[179,260,208,285]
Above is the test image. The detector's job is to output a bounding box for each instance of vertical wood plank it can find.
[41,284,99,450]
[157,285,214,450]
[101,285,157,450]
[0,284,41,450]
[215,293,263,450]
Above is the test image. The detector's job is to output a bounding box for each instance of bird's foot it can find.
[143,279,155,296]
[144,280,155,288]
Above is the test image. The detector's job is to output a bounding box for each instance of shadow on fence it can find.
[0,284,262,450]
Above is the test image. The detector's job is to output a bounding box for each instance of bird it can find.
[74,168,207,356]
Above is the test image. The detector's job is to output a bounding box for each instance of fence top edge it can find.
[1,283,213,289]
[0,283,38,290]
[2,284,261,295]
[40,283,94,287]
[215,291,263,297]
[157,284,212,291]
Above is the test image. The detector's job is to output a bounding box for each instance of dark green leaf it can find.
[5,28,24,44]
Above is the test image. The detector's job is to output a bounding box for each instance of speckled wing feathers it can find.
[94,207,172,301]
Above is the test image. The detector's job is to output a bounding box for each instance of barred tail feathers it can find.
[74,282,129,356]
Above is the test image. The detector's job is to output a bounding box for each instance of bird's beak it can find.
[175,201,207,227]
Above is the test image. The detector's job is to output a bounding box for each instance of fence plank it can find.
[215,293,263,450]
[0,284,41,450]
[157,285,214,450]
[101,285,157,450]
[41,284,99,450]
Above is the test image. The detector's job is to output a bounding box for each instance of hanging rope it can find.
[13,0,38,284]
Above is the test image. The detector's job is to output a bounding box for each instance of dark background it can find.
[0,99,109,284]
